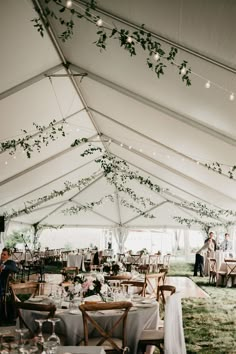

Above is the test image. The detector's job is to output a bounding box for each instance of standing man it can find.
[205,231,217,251]
[220,233,233,253]
[194,238,215,277]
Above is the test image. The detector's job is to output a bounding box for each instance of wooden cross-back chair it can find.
[208,258,217,284]
[79,301,132,352]
[10,282,40,302]
[144,272,165,297]
[120,280,146,297]
[105,274,132,288]
[15,302,56,338]
[156,285,176,305]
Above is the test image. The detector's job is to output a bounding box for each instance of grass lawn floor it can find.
[155,262,236,354]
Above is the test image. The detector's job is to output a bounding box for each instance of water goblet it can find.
[15,329,29,349]
[47,318,61,347]
[34,319,47,345]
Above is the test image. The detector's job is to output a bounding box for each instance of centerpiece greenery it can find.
[73,273,108,298]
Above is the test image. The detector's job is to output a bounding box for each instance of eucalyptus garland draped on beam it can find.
[5,142,160,220]
[32,0,191,85]
[0,119,67,158]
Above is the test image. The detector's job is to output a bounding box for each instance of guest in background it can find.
[0,248,18,297]
[205,231,217,251]
[194,238,215,277]
[0,248,18,323]
[220,233,233,253]
[93,251,99,266]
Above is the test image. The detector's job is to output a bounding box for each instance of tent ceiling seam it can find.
[71,64,236,145]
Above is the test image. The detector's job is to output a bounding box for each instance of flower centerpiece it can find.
[103,261,123,275]
[73,273,108,299]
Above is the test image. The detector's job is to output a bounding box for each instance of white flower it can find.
[74,283,82,292]
[95,273,104,282]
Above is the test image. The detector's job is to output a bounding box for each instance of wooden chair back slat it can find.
[79,301,132,351]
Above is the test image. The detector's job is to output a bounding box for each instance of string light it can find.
[139,148,143,152]
[96,18,103,27]
[180,67,186,75]
[229,92,235,101]
[66,0,73,8]
[129,145,132,149]
[71,1,236,101]
[120,143,123,147]
[5,161,8,165]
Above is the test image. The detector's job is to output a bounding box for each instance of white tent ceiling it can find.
[1,0,236,231]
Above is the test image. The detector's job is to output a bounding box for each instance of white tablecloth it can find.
[67,254,85,271]
[21,301,159,354]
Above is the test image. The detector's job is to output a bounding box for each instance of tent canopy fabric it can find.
[1,0,236,231]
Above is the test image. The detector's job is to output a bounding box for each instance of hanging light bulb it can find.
[127,36,133,43]
[152,152,156,156]
[66,0,73,8]
[139,148,143,152]
[5,161,8,165]
[181,67,186,75]
[205,81,211,89]
[229,92,235,101]
[129,145,132,149]
[96,18,103,27]
[120,143,123,147]
[153,53,160,61]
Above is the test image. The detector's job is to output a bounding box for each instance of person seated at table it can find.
[194,238,215,277]
[220,233,233,254]
[204,231,217,251]
[0,247,18,323]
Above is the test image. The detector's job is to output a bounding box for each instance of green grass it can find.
[164,262,236,354]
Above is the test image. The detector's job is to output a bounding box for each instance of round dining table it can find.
[20,298,159,354]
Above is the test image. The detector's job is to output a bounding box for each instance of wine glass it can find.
[15,328,29,348]
[34,319,47,345]
[47,318,61,347]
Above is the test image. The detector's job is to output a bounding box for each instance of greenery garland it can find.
[180,201,236,218]
[33,0,191,85]
[0,119,66,158]
[173,216,234,234]
[205,162,236,180]
[6,174,98,219]
[62,194,114,214]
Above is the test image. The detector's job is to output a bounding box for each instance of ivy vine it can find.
[0,119,66,158]
[205,162,236,180]
[33,0,191,85]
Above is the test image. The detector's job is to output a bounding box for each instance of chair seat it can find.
[86,337,123,349]
[139,329,164,342]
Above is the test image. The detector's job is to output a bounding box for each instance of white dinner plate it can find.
[135,303,155,308]
[69,310,81,315]
[28,296,43,302]
[141,299,156,304]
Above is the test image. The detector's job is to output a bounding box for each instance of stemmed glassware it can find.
[47,318,61,346]
[34,319,47,345]
[15,328,29,349]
